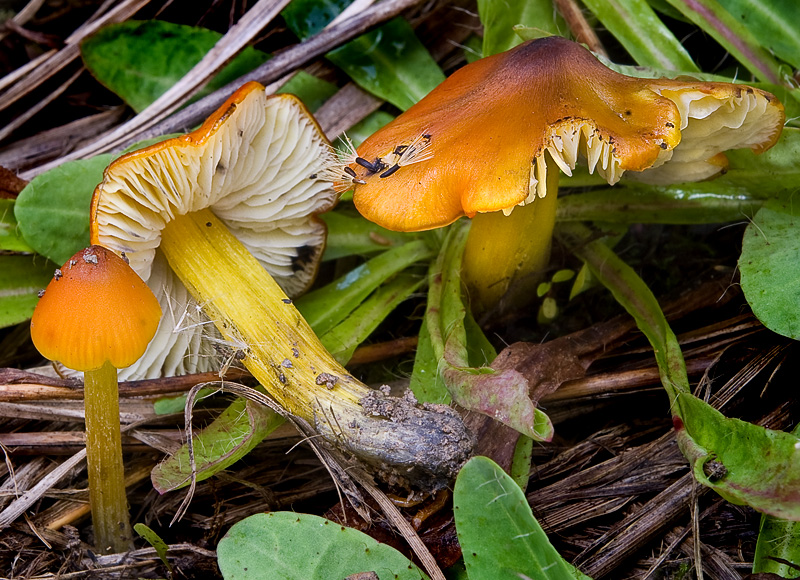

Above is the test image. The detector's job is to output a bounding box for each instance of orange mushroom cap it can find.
[350,36,784,232]
[31,245,162,371]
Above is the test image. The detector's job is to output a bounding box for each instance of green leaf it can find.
[134,523,172,573]
[277,72,338,112]
[558,221,800,521]
[153,387,216,415]
[0,200,33,253]
[409,317,449,404]
[477,0,565,57]
[151,395,284,493]
[753,514,800,577]
[454,456,592,580]
[326,18,445,111]
[217,512,429,580]
[0,254,56,329]
[320,209,415,261]
[320,272,425,364]
[661,0,787,84]
[282,0,350,39]
[284,0,444,111]
[14,155,113,266]
[82,20,336,114]
[580,0,698,71]
[715,0,800,70]
[295,239,434,336]
[81,21,270,113]
[740,201,800,339]
[426,222,553,441]
[675,396,800,521]
[509,435,534,492]
[753,421,800,578]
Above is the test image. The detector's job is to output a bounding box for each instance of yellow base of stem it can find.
[462,156,560,315]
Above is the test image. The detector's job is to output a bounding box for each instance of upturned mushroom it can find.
[348,36,785,312]
[91,81,473,488]
[31,245,161,554]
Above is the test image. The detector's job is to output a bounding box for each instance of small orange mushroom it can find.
[31,245,161,554]
[348,36,784,312]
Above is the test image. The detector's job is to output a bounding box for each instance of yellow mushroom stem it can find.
[161,209,369,418]
[462,151,560,314]
[159,208,473,486]
[84,360,133,554]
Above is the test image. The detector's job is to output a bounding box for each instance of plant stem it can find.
[84,360,133,554]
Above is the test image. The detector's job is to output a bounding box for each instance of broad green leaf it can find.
[0,200,33,253]
[151,395,284,493]
[478,0,565,57]
[454,456,592,580]
[0,255,56,328]
[217,512,429,580]
[81,20,335,113]
[320,272,425,364]
[81,21,270,113]
[662,0,787,85]
[295,239,434,336]
[426,221,553,441]
[14,155,113,266]
[740,201,800,339]
[327,18,445,111]
[559,221,800,520]
[320,209,414,261]
[753,514,800,577]
[277,72,338,112]
[580,0,698,71]
[675,396,800,520]
[753,423,800,577]
[715,0,800,70]
[284,0,444,111]
[282,0,350,39]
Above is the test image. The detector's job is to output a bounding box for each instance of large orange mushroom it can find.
[348,36,784,312]
[31,245,161,554]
